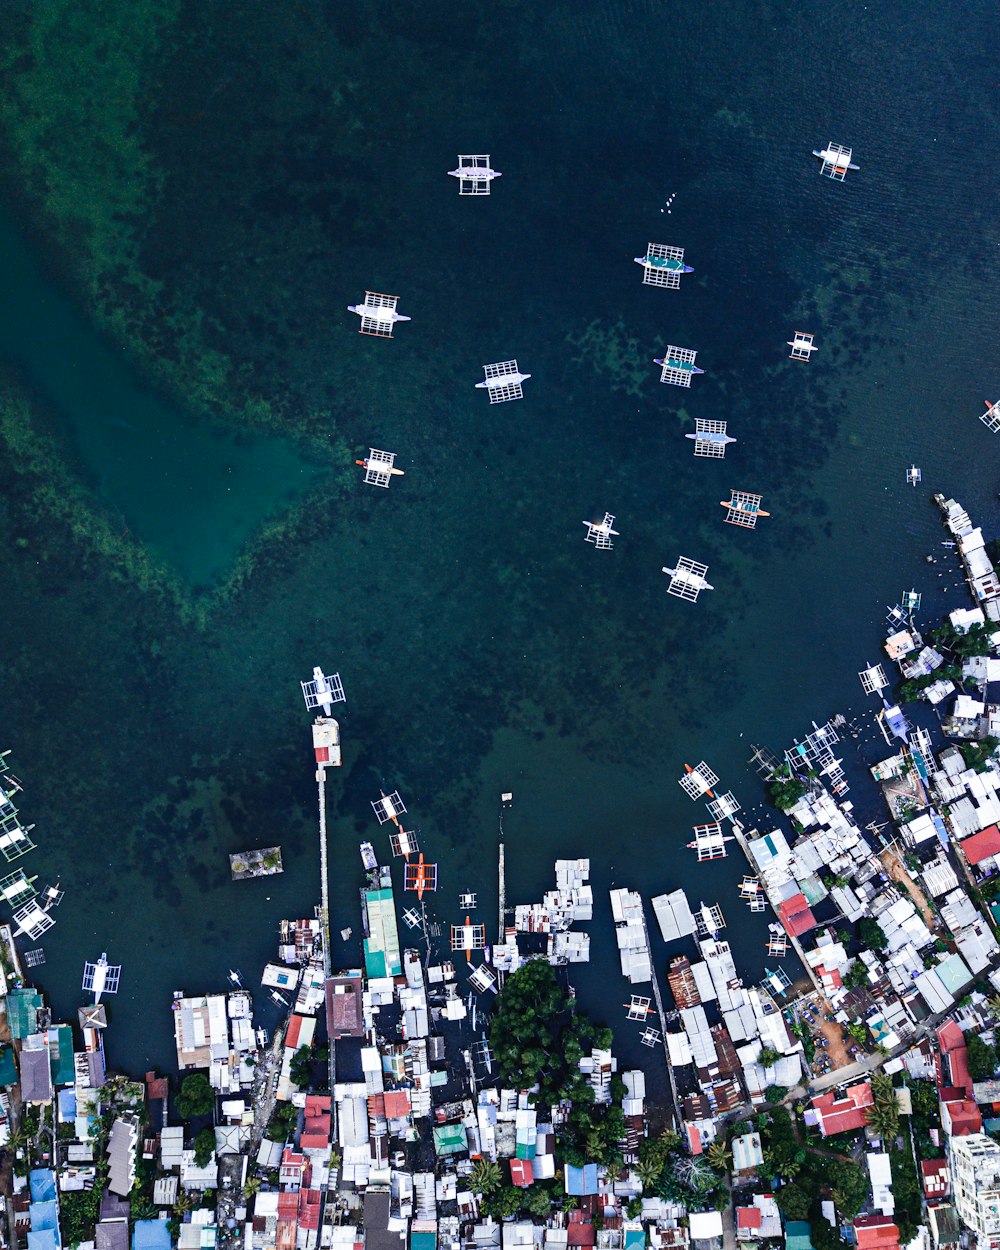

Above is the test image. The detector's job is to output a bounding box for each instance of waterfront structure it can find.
[788,331,818,361]
[813,143,859,179]
[347,291,409,337]
[934,496,1000,616]
[448,155,501,194]
[634,243,693,288]
[662,556,713,601]
[609,888,651,982]
[582,512,619,550]
[950,1134,1000,1244]
[654,346,703,386]
[82,953,121,1002]
[721,490,769,529]
[311,717,342,768]
[686,419,735,458]
[300,667,345,715]
[362,873,402,978]
[356,448,404,487]
[476,359,530,403]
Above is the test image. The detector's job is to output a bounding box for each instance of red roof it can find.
[937,1021,965,1054]
[920,1160,949,1197]
[811,1082,873,1136]
[778,893,817,936]
[277,1193,299,1219]
[737,1208,762,1230]
[315,746,330,764]
[567,1222,596,1247]
[305,1095,332,1115]
[942,1097,982,1136]
[286,1015,305,1050]
[687,1124,703,1154]
[383,1090,412,1118]
[961,825,1000,865]
[298,1189,321,1230]
[510,1159,534,1188]
[854,1217,900,1250]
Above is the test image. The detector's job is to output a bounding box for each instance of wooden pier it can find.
[728,821,823,997]
[637,902,682,1131]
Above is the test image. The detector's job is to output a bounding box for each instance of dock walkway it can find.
[638,902,681,1131]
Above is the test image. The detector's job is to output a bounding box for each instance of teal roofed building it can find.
[433,1123,468,1157]
[785,1222,815,1250]
[6,988,43,1040]
[624,1230,644,1250]
[411,1232,437,1250]
[363,886,402,978]
[47,1025,74,1086]
[0,1044,18,1086]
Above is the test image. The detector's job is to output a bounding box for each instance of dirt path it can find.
[880,849,936,929]
[815,1012,852,1070]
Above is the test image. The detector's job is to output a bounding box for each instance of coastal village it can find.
[3,492,1000,1250]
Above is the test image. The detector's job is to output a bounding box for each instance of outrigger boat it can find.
[404,853,437,901]
[634,252,693,276]
[682,762,715,799]
[355,456,405,479]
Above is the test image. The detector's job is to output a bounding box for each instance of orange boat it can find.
[683,762,715,799]
[404,854,437,901]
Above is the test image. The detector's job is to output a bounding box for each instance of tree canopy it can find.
[175,1072,214,1119]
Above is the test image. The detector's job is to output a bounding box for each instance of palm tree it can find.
[706,1139,731,1172]
[865,1101,899,1143]
[636,1157,663,1193]
[242,1177,261,1200]
[173,1192,194,1218]
[470,1159,502,1196]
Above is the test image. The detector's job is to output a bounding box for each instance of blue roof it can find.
[565,1163,600,1196]
[29,1201,59,1233]
[29,1171,56,1203]
[411,1234,437,1250]
[58,1088,76,1122]
[28,1230,59,1250]
[133,1222,173,1250]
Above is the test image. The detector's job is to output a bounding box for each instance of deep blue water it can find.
[0,0,998,1089]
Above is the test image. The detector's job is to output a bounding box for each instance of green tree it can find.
[523,1186,553,1218]
[764,1085,788,1104]
[859,917,888,952]
[289,1045,313,1088]
[843,960,869,990]
[470,1159,502,1195]
[625,1198,643,1219]
[767,766,807,812]
[967,1033,997,1082]
[193,1127,216,1168]
[776,1183,810,1220]
[706,1139,731,1172]
[758,1046,781,1067]
[482,1185,522,1220]
[175,1072,215,1119]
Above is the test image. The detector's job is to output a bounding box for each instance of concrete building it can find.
[949,1134,1000,1248]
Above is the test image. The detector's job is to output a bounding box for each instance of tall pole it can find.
[498,798,507,943]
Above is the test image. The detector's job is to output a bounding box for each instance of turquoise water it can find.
[0,199,324,585]
[0,0,998,1092]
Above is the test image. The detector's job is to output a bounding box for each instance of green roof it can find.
[48,1026,74,1086]
[515,1141,536,1159]
[363,887,401,978]
[785,1221,814,1250]
[411,1234,436,1250]
[0,1045,18,1086]
[6,988,42,1040]
[432,1123,467,1157]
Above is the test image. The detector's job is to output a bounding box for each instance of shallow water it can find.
[0,198,325,584]
[0,0,998,1083]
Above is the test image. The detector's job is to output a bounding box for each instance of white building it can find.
[950,1134,1000,1246]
